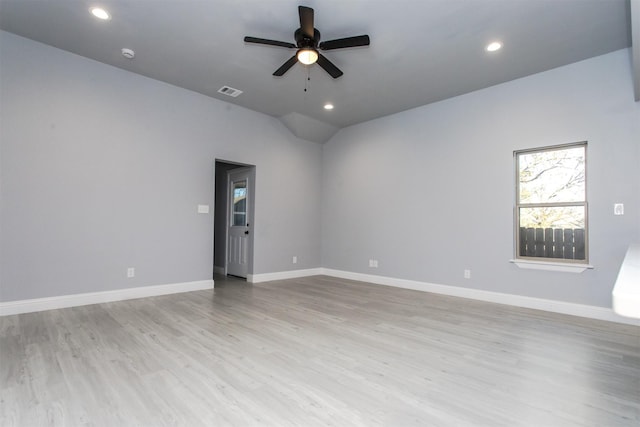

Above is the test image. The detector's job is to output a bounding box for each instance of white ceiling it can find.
[0,0,635,142]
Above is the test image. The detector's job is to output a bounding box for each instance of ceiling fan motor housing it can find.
[295,28,320,49]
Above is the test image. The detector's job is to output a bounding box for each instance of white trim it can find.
[0,280,215,316]
[213,266,226,275]
[5,267,636,326]
[248,268,324,283]
[612,244,640,319]
[320,268,640,326]
[510,259,594,273]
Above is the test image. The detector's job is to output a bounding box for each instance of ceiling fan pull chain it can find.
[304,67,311,92]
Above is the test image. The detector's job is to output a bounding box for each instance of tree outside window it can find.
[515,143,588,262]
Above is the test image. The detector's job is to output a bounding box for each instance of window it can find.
[515,142,588,264]
[232,180,247,227]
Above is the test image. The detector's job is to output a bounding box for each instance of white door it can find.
[227,169,251,278]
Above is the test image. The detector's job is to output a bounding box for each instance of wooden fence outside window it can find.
[519,227,586,260]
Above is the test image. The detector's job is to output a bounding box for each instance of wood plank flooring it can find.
[1,275,639,426]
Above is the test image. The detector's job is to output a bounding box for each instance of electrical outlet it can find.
[292,256,297,264]
[614,203,624,215]
[464,269,471,279]
[127,267,135,278]
[369,259,379,268]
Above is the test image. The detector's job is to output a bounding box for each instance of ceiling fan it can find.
[244,5,370,79]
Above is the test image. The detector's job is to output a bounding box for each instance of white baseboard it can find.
[213,266,226,275]
[0,280,215,316]
[4,267,637,326]
[248,268,324,283]
[320,268,640,326]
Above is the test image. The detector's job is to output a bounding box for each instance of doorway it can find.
[213,160,256,279]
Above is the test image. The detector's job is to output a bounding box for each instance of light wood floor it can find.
[1,275,639,426]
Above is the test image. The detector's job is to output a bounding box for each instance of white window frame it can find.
[511,142,593,273]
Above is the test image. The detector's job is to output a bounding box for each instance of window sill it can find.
[509,259,594,273]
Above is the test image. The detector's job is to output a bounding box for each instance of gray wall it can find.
[2,30,638,311]
[321,48,640,308]
[0,31,322,301]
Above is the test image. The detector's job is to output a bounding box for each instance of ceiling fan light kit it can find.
[297,49,318,65]
[244,5,370,78]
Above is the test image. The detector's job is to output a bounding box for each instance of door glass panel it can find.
[232,180,247,226]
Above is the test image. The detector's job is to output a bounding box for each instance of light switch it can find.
[197,204,210,214]
[614,203,624,215]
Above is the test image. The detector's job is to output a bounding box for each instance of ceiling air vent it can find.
[217,86,243,97]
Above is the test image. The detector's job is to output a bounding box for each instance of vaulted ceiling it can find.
[1,0,637,142]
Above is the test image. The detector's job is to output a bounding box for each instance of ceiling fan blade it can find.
[316,54,343,79]
[273,55,298,76]
[319,35,370,50]
[244,36,296,49]
[298,6,315,38]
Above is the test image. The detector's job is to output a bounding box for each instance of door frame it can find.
[213,160,256,278]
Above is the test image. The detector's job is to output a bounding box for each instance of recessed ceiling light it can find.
[486,41,502,52]
[324,103,334,110]
[90,7,111,20]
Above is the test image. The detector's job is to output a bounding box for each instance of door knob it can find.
[244,230,249,235]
